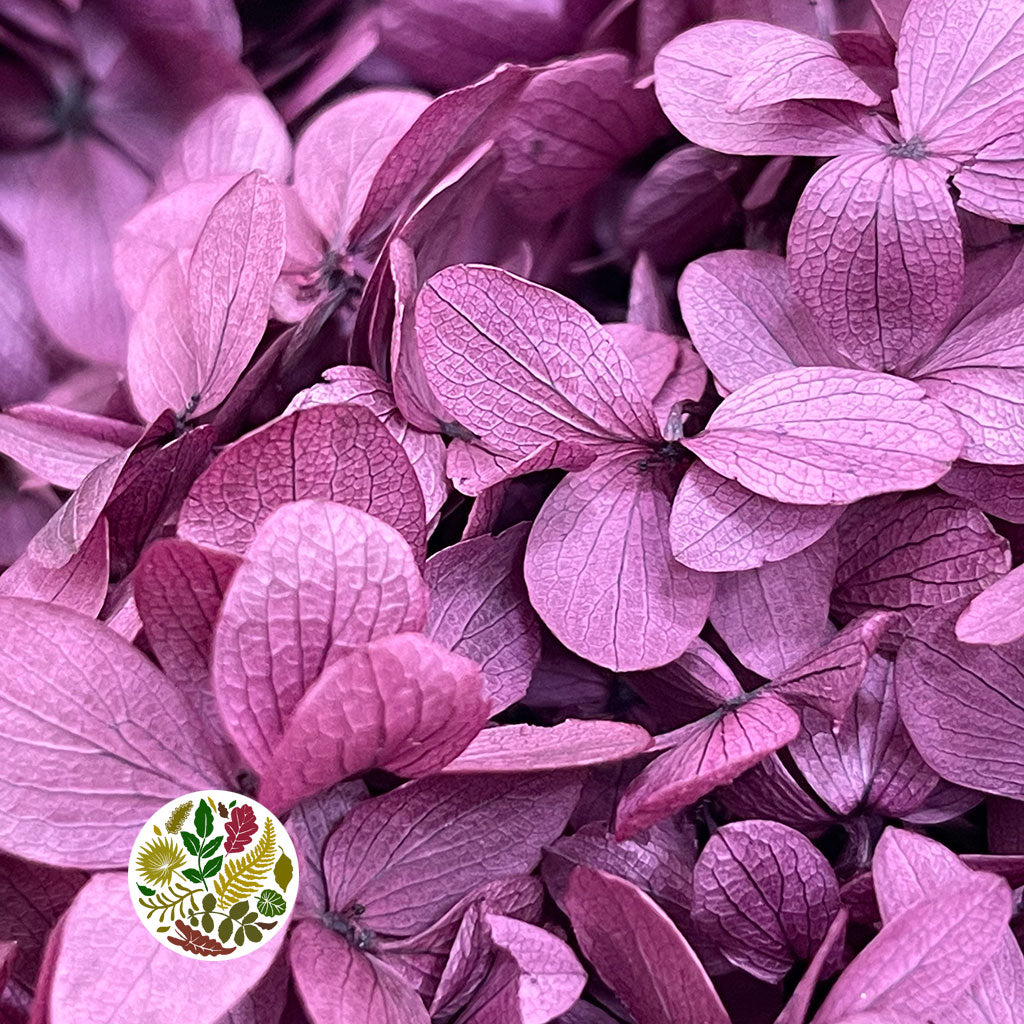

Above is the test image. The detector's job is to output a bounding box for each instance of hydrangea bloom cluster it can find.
[2,0,1024,1021]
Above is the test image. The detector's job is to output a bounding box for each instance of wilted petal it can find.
[787,151,963,372]
[525,454,714,672]
[212,500,428,776]
[686,367,964,505]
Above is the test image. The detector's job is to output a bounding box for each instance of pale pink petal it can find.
[956,564,1024,645]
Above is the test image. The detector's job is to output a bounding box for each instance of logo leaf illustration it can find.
[137,883,203,922]
[224,804,258,853]
[214,818,276,908]
[182,868,204,884]
[164,799,193,834]
[257,889,287,917]
[167,920,236,957]
[137,883,156,897]
[194,800,214,839]
[273,851,293,892]
[201,855,224,879]
[200,836,223,858]
[180,832,200,856]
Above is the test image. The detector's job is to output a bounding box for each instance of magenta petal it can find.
[957,564,1024,645]
[0,598,230,868]
[775,909,849,1024]
[324,773,580,938]
[709,530,837,679]
[787,152,963,372]
[52,875,284,1024]
[953,131,1024,223]
[672,461,843,573]
[424,523,540,712]
[687,366,964,505]
[896,601,1024,798]
[290,921,428,1024]
[159,92,292,192]
[0,247,47,406]
[25,139,149,363]
[293,88,430,247]
[212,500,428,776]
[525,454,714,672]
[692,820,840,983]
[441,721,652,774]
[260,634,488,813]
[654,21,877,157]
[563,867,730,1024]
[416,263,660,458]
[615,693,800,838]
[178,403,426,557]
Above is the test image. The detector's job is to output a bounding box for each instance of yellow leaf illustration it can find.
[213,818,276,908]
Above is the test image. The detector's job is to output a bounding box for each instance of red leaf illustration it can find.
[167,920,235,957]
[224,804,258,852]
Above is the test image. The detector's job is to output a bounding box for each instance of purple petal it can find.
[424,523,541,712]
[687,366,964,505]
[293,88,431,247]
[833,493,1010,637]
[774,909,849,1024]
[416,264,660,460]
[212,500,428,776]
[615,693,800,838]
[654,21,879,156]
[563,867,730,1024]
[178,403,426,557]
[709,530,837,679]
[957,564,1024,645]
[0,517,109,616]
[440,720,652,774]
[940,461,1024,523]
[671,461,843,573]
[52,874,284,1024]
[129,171,286,421]
[0,247,47,406]
[525,454,714,671]
[134,537,241,693]
[679,249,845,392]
[290,921,428,1024]
[495,52,660,223]
[324,773,581,937]
[0,598,230,868]
[628,251,673,332]
[896,601,1024,798]
[787,152,963,372]
[894,0,1024,156]
[159,92,292,192]
[25,139,149,363]
[953,131,1024,223]
[813,873,1010,1023]
[692,820,840,983]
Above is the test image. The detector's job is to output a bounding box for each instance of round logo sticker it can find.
[129,790,298,959]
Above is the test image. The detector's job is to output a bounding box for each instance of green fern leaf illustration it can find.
[213,818,276,909]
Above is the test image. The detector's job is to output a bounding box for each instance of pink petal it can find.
[0,598,230,868]
[654,20,880,156]
[671,461,843,572]
[0,247,47,406]
[787,151,963,372]
[615,693,800,838]
[956,563,1024,646]
[563,867,730,1024]
[525,454,714,672]
[940,461,1024,523]
[178,403,426,557]
[212,499,428,776]
[52,875,284,1024]
[441,721,653,774]
[158,92,292,192]
[294,88,431,247]
[686,366,964,505]
[424,523,541,712]
[775,909,849,1024]
[954,131,1024,223]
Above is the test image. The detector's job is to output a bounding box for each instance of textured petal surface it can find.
[564,867,729,1024]
[787,152,963,372]
[178,403,426,556]
[260,634,488,812]
[616,694,800,837]
[896,601,1024,797]
[324,773,581,938]
[671,461,843,572]
[956,564,1024,646]
[0,599,229,868]
[424,524,540,712]
[525,454,714,672]
[687,367,964,504]
[212,500,429,776]
[692,820,840,983]
[940,461,1024,523]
